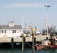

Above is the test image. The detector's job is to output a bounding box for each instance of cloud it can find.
[6,3,45,8]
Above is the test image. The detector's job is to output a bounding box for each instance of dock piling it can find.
[11,38,14,49]
[22,34,24,53]
[32,28,35,53]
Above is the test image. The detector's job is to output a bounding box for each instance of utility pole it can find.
[44,5,50,35]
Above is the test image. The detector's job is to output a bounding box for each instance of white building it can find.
[0,21,22,38]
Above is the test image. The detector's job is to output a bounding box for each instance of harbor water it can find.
[0,46,57,53]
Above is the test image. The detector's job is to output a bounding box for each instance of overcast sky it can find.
[0,0,57,29]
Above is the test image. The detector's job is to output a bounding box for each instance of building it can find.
[0,21,22,38]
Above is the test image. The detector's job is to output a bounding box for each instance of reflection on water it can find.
[0,47,57,53]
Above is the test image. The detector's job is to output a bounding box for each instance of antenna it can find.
[22,15,24,32]
[44,19,50,35]
[25,23,27,29]
[30,23,32,28]
[44,19,48,26]
[13,17,14,22]
[51,19,54,26]
[28,23,32,28]
[7,17,9,25]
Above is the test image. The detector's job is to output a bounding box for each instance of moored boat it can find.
[43,46,51,49]
[35,44,44,50]
[51,38,57,49]
[51,45,57,49]
[42,39,51,49]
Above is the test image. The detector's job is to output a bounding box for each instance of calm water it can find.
[0,47,57,53]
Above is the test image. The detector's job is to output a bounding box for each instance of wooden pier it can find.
[0,35,50,43]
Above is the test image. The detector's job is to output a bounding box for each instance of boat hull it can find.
[51,45,57,49]
[43,46,51,49]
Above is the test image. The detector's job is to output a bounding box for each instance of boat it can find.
[42,39,51,49]
[51,38,57,49]
[51,45,57,49]
[43,45,51,49]
[35,44,44,50]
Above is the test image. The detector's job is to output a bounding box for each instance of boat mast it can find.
[22,16,24,53]
[44,5,51,35]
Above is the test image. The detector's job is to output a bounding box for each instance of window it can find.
[2,30,3,33]
[4,30,6,33]
[12,30,16,33]
[2,30,6,33]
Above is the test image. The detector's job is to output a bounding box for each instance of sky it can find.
[0,0,57,29]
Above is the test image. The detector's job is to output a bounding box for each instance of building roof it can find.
[0,25,22,29]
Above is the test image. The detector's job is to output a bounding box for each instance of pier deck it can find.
[0,35,50,43]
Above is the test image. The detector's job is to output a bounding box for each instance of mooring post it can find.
[34,37,36,50]
[22,34,24,53]
[32,28,35,53]
[24,37,26,49]
[32,35,35,53]
[34,37,36,45]
[11,38,14,49]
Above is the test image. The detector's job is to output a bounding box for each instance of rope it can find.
[26,42,32,48]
